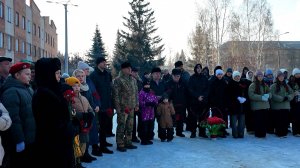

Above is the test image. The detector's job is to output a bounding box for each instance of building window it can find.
[27,43,31,55]
[22,16,25,29]
[15,39,19,52]
[22,41,25,53]
[38,26,40,38]
[33,23,36,35]
[27,20,31,33]
[0,32,3,48]
[15,12,19,26]
[33,45,36,56]
[7,7,12,23]
[7,35,12,51]
[0,2,4,18]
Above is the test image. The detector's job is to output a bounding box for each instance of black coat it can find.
[150,80,165,98]
[208,77,228,110]
[90,68,112,111]
[188,73,209,105]
[227,80,247,115]
[32,58,74,168]
[165,80,188,107]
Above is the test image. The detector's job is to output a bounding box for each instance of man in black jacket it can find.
[90,57,114,154]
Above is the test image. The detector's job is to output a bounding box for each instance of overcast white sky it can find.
[34,0,300,59]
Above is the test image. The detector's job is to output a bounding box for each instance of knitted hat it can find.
[265,69,273,76]
[215,69,224,76]
[132,67,139,72]
[143,80,150,86]
[232,71,241,79]
[292,68,300,76]
[61,73,70,79]
[9,62,31,75]
[226,68,233,73]
[276,71,284,78]
[77,61,90,70]
[255,70,263,76]
[65,77,80,86]
[280,68,288,73]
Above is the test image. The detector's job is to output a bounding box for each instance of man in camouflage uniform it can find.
[113,62,139,152]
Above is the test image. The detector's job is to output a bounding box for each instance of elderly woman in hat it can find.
[0,62,35,167]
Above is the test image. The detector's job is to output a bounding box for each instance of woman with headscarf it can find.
[32,58,75,168]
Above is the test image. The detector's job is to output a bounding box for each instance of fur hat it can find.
[292,68,300,76]
[9,62,31,75]
[174,61,183,68]
[77,61,90,70]
[215,69,224,76]
[151,67,161,73]
[172,68,181,75]
[232,71,241,79]
[96,57,106,65]
[65,77,80,86]
[121,62,131,69]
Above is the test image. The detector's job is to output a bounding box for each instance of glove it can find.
[262,96,268,102]
[283,96,288,102]
[237,97,243,103]
[263,94,270,99]
[106,108,113,117]
[124,107,130,114]
[16,141,25,152]
[240,97,246,104]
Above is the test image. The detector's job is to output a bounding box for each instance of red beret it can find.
[9,62,31,74]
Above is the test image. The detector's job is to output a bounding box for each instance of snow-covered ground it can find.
[83,116,300,168]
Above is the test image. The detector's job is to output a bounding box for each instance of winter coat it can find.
[180,70,190,86]
[138,90,158,121]
[165,80,188,107]
[0,102,11,166]
[156,102,175,128]
[113,72,139,112]
[150,80,165,98]
[270,83,294,110]
[90,68,112,111]
[0,76,35,145]
[227,80,247,115]
[188,72,209,105]
[72,93,94,143]
[32,58,74,168]
[86,77,101,108]
[208,77,228,110]
[248,83,271,110]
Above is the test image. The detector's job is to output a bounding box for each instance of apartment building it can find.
[0,0,57,63]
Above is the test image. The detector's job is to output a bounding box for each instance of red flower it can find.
[106,108,113,117]
[63,89,76,104]
[124,107,130,114]
[207,116,225,125]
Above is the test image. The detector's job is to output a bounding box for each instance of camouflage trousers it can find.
[116,110,134,147]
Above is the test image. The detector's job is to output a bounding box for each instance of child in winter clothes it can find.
[65,77,94,167]
[138,80,158,145]
[156,94,175,142]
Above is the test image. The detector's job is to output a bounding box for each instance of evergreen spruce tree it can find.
[119,0,165,74]
[87,25,107,66]
[112,30,128,73]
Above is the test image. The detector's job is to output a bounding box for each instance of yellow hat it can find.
[65,77,80,86]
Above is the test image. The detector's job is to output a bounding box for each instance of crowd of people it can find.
[0,56,299,168]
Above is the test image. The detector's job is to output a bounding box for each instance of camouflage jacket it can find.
[113,72,139,112]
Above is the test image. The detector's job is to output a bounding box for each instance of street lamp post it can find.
[46,1,78,74]
[277,32,289,69]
